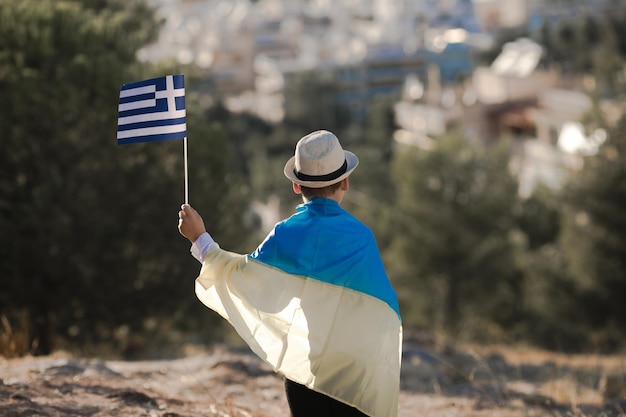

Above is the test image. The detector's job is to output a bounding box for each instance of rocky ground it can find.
[1,338,625,417]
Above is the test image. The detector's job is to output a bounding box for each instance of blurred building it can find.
[392,35,620,197]
[471,0,535,29]
[142,0,621,196]
[142,0,480,122]
[466,38,558,144]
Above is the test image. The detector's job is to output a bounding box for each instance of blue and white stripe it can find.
[117,74,186,145]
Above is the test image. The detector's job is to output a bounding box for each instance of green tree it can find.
[283,70,351,134]
[388,132,524,342]
[559,116,626,350]
[573,15,599,72]
[532,11,626,90]
[0,0,161,355]
[0,0,252,357]
[592,21,625,97]
[513,185,590,352]
[342,95,398,247]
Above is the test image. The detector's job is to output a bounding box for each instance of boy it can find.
[178,130,402,417]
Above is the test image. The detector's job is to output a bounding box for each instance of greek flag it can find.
[117,75,186,145]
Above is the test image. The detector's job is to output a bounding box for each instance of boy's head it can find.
[283,130,359,190]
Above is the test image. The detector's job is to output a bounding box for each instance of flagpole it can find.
[184,136,189,205]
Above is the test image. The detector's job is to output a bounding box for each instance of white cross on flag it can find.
[116,74,186,145]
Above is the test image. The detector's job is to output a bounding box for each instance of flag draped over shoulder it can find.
[117,74,186,145]
[194,199,402,417]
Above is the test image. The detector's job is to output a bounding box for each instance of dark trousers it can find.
[285,379,369,417]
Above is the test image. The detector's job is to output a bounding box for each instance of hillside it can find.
[1,339,625,417]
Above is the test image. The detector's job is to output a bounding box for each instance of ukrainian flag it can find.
[195,198,402,417]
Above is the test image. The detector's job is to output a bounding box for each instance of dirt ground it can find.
[1,339,625,417]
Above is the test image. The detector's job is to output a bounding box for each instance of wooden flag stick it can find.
[184,136,189,205]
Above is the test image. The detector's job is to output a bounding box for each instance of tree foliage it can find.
[387,133,524,341]
[558,116,626,350]
[0,0,251,357]
[540,10,626,94]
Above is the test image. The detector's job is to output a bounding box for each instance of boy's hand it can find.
[178,204,206,243]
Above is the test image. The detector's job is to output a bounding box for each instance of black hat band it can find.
[294,159,348,182]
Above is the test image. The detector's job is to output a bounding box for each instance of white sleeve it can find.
[190,232,220,263]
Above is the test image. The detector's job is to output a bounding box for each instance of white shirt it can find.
[190,232,219,262]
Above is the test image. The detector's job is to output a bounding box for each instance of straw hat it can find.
[284,130,359,188]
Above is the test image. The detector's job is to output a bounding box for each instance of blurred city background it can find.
[1,0,625,359]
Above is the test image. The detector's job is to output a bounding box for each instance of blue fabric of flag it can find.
[249,198,400,317]
[116,74,186,145]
